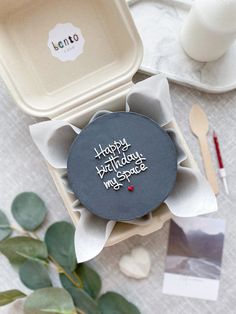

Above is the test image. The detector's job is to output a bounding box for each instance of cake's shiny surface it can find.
[67,112,177,221]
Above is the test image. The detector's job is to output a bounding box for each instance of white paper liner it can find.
[29,74,217,262]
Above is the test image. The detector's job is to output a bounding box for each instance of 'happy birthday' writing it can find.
[94,138,148,191]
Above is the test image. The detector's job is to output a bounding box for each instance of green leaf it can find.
[76,264,101,299]
[11,192,47,231]
[45,222,76,271]
[98,292,140,314]
[0,290,26,306]
[0,236,48,267]
[24,288,76,314]
[0,210,12,241]
[19,260,52,290]
[60,267,101,313]
[78,264,102,299]
[60,264,101,300]
[68,288,100,314]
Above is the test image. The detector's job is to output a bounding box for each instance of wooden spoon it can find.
[189,105,219,194]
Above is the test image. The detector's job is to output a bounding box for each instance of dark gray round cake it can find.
[67,112,177,221]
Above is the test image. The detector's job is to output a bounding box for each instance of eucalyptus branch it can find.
[0,194,140,313]
[10,224,83,289]
[10,225,34,238]
[48,255,83,289]
[76,308,85,314]
[72,270,83,288]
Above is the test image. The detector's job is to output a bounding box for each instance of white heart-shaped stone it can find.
[119,246,151,279]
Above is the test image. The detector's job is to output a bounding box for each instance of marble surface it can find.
[1,71,236,313]
[129,0,236,93]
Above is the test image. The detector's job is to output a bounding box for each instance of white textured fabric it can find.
[0,72,236,313]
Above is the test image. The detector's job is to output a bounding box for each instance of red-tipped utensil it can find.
[213,131,229,195]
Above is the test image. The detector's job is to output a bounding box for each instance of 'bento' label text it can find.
[47,23,85,62]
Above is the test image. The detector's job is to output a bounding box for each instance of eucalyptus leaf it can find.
[11,192,47,231]
[76,264,101,299]
[68,288,100,314]
[0,210,12,241]
[60,271,100,313]
[24,288,76,314]
[98,292,140,314]
[19,260,52,290]
[60,263,101,299]
[0,236,48,267]
[45,222,76,271]
[0,290,26,306]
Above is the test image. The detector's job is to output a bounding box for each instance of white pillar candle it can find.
[180,0,236,62]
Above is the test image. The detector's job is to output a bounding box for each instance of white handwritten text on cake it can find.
[94,138,148,191]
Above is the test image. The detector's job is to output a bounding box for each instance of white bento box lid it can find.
[0,0,143,118]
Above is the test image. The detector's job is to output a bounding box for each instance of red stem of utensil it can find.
[213,131,224,169]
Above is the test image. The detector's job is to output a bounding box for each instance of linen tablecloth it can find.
[0,72,236,314]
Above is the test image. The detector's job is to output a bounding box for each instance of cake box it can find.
[0,0,196,246]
